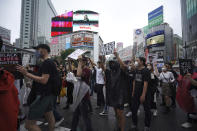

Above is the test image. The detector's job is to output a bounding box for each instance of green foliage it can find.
[60,48,75,64]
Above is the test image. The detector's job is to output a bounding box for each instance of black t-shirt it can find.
[134,68,151,90]
[36,59,58,95]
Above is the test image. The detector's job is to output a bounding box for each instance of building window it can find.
[24,42,28,44]
[25,30,28,32]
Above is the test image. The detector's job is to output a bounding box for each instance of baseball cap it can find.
[33,44,50,53]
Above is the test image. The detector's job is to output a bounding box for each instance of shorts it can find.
[28,95,55,120]
[162,83,172,97]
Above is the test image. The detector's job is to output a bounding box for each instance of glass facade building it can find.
[20,0,57,48]
[181,0,197,59]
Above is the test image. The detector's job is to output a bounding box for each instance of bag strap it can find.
[162,72,170,83]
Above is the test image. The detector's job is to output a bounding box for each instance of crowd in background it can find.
[0,43,197,131]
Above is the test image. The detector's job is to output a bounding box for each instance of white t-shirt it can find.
[159,71,175,83]
[94,66,105,85]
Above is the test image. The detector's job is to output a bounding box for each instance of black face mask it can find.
[109,61,120,71]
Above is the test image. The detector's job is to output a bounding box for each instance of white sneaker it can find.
[124,103,129,107]
[99,111,108,116]
[36,121,43,126]
[153,110,158,117]
[137,110,140,116]
[55,117,64,127]
[181,122,192,128]
[126,112,132,117]
[189,114,197,119]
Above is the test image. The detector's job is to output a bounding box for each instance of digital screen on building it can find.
[147,34,164,47]
[71,33,94,47]
[73,10,99,32]
[51,11,73,37]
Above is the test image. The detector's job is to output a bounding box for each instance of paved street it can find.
[20,93,197,131]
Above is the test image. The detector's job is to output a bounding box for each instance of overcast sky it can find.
[0,0,182,47]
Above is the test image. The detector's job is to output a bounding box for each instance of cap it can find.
[33,44,50,53]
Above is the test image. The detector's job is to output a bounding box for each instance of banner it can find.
[179,59,193,76]
[0,52,23,79]
[101,41,115,55]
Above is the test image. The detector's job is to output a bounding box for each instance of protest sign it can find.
[0,52,23,79]
[179,59,193,76]
[101,41,115,55]
[68,49,87,60]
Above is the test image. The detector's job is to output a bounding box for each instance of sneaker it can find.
[153,110,158,117]
[124,103,129,107]
[137,110,140,116]
[55,117,64,127]
[181,122,192,128]
[189,114,197,120]
[126,112,132,117]
[99,111,108,116]
[144,127,150,131]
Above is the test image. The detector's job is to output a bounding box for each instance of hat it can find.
[33,44,50,53]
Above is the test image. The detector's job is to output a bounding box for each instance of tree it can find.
[60,48,75,63]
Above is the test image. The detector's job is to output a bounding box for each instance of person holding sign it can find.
[176,72,197,128]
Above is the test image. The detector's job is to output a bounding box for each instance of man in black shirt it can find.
[17,44,57,131]
[131,57,151,131]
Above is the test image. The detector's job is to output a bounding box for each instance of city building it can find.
[49,31,103,62]
[118,45,133,61]
[0,26,11,45]
[146,23,174,66]
[13,38,21,48]
[173,34,184,60]
[116,42,123,52]
[181,0,197,59]
[133,28,146,58]
[20,0,57,48]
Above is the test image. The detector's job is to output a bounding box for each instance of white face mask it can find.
[162,68,167,72]
[134,61,139,67]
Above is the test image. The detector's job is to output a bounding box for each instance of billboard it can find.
[147,35,164,47]
[148,6,163,29]
[73,10,99,32]
[51,11,73,37]
[146,30,165,47]
[71,33,94,48]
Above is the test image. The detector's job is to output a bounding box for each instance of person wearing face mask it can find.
[155,65,175,113]
[16,44,59,131]
[131,57,151,131]
[104,51,129,131]
[147,63,159,117]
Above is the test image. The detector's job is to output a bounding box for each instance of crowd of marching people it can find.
[0,42,197,131]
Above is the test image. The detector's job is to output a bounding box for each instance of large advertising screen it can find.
[51,11,73,37]
[147,34,164,47]
[71,33,94,47]
[73,10,99,32]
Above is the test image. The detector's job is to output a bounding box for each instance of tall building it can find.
[20,0,57,48]
[146,23,174,66]
[173,34,184,60]
[181,0,197,58]
[0,26,11,45]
